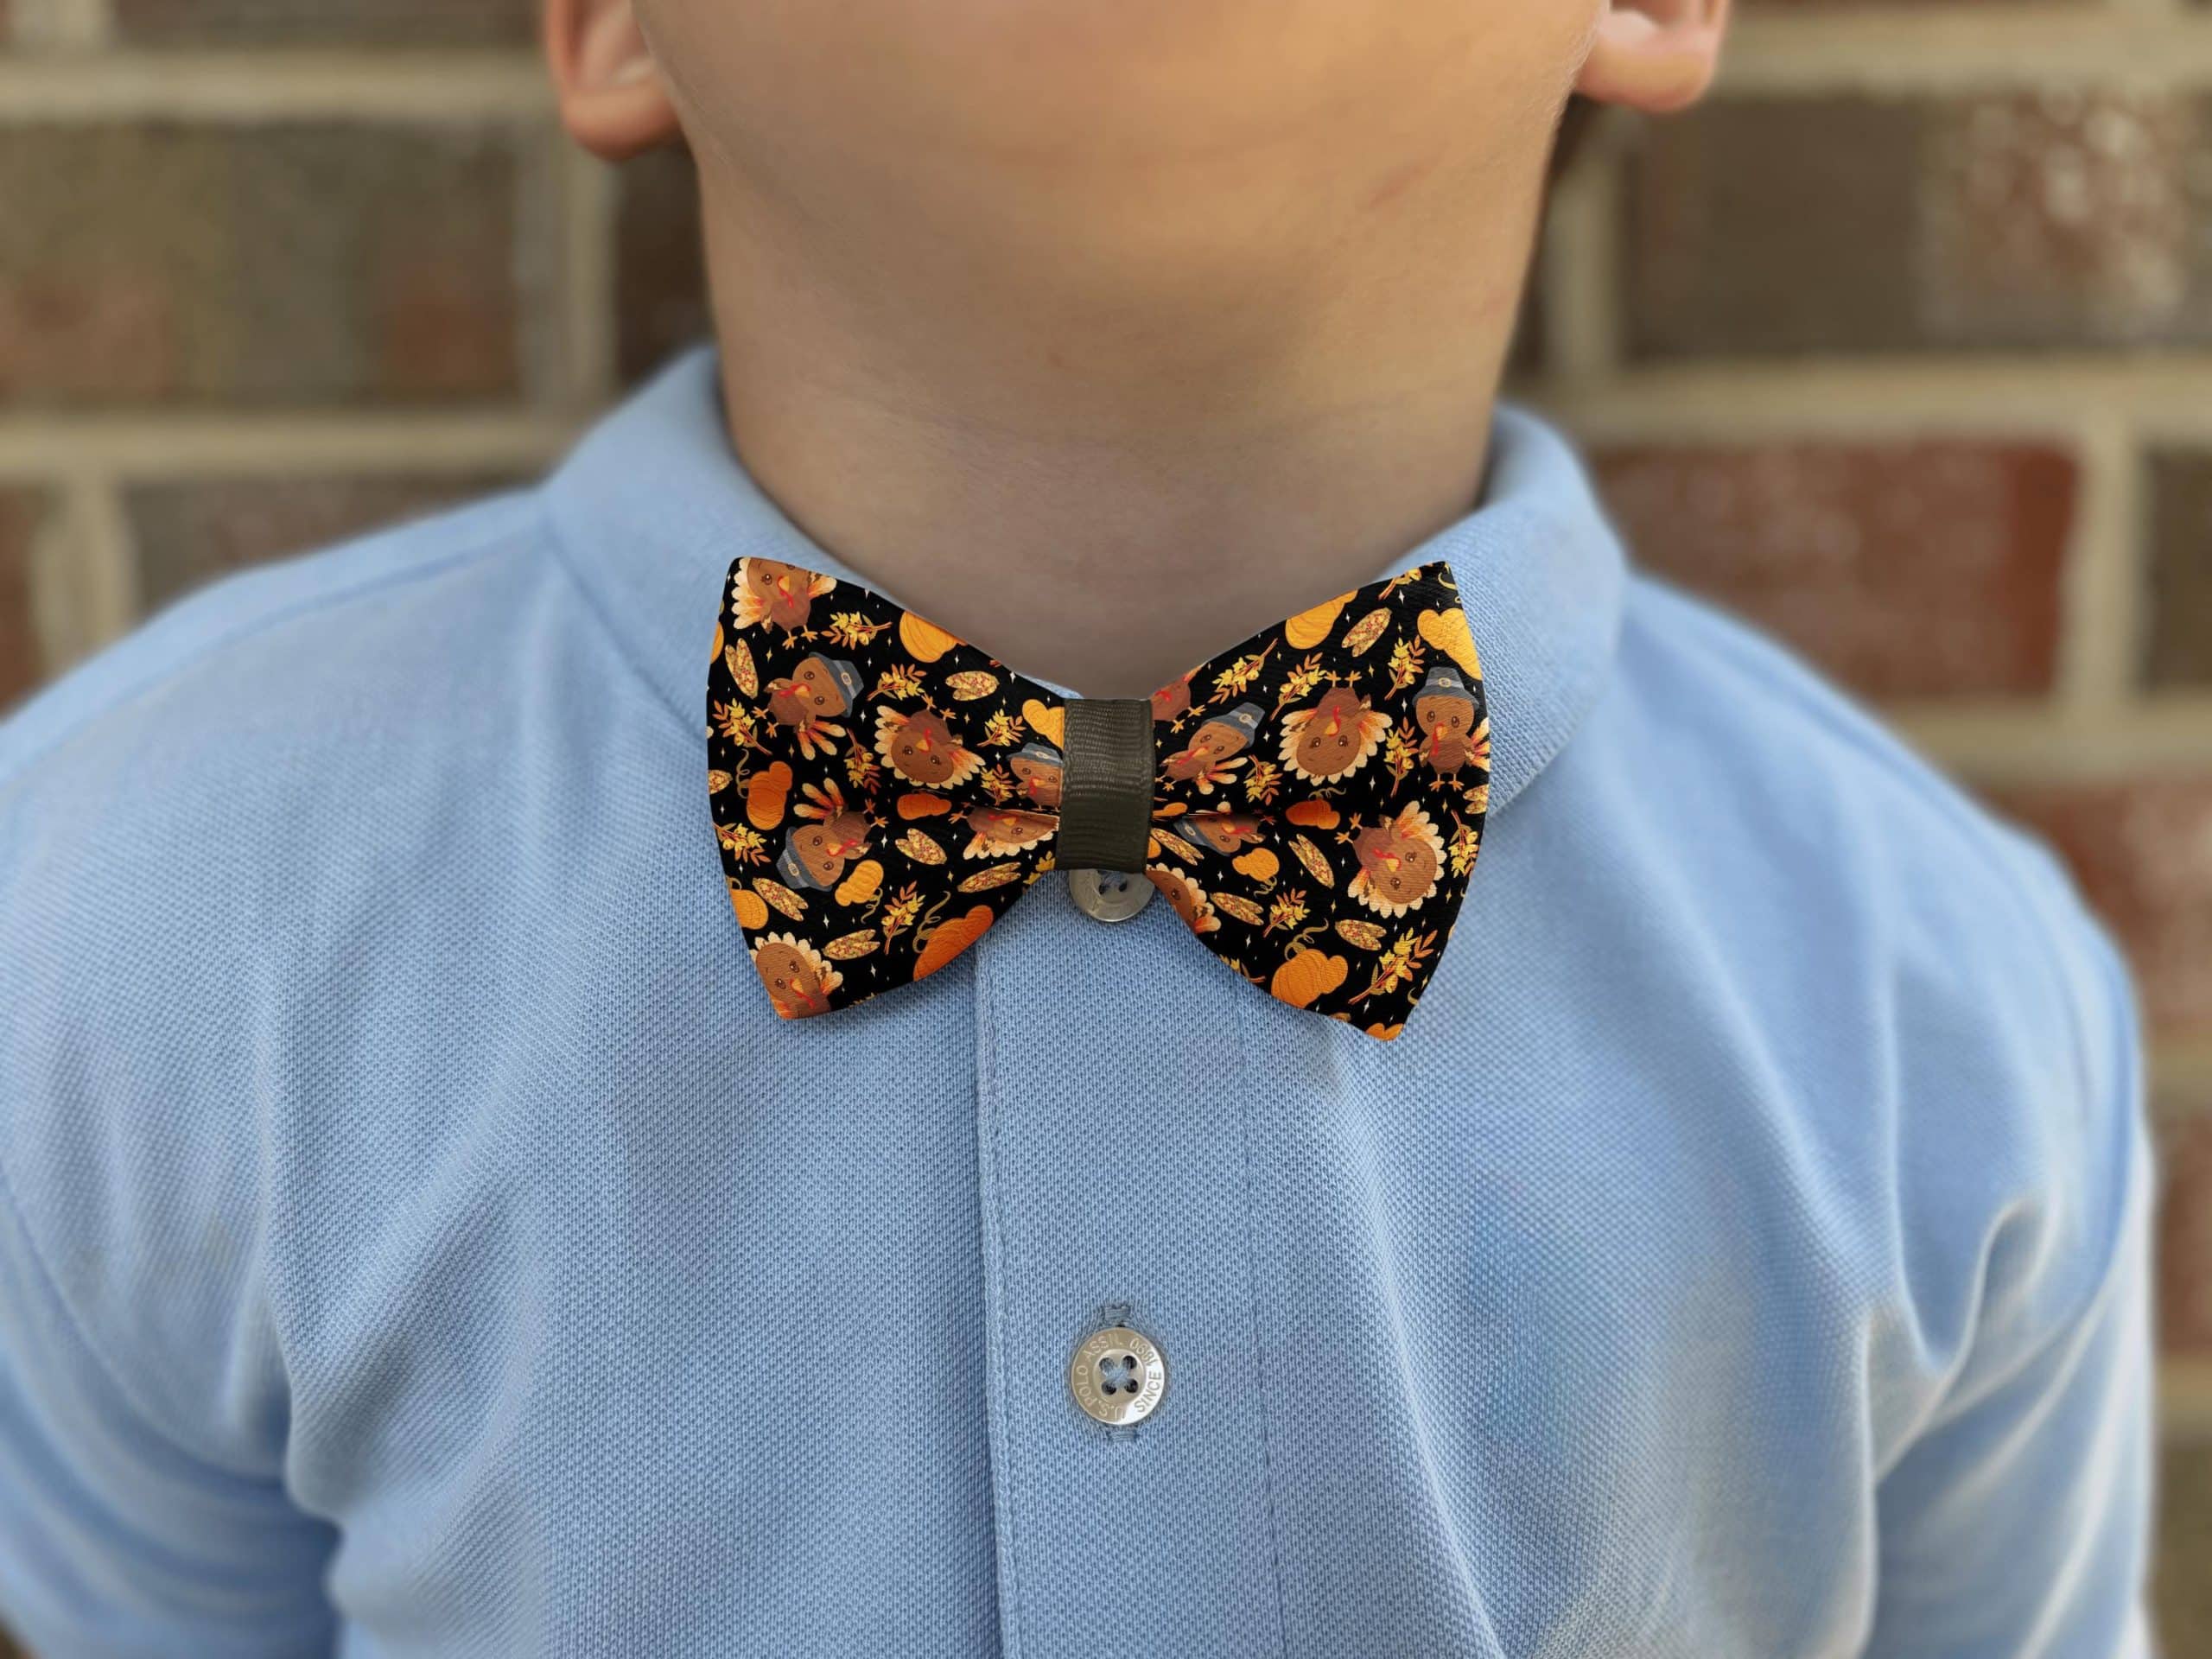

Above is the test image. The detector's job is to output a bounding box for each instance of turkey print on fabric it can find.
[707,556,1491,1039]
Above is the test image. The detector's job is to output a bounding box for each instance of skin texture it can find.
[545,0,1729,695]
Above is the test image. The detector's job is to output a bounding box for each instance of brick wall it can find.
[0,1,2207,1649]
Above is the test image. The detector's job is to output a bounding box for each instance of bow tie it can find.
[707,556,1490,1039]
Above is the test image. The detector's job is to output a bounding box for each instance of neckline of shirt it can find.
[543,345,1627,817]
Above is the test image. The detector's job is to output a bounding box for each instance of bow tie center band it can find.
[707,556,1491,1039]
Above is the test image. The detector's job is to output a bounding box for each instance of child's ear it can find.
[543,0,680,161]
[1574,0,1731,116]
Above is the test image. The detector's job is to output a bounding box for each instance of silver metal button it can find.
[1065,868,1154,923]
[1069,1324,1168,1427]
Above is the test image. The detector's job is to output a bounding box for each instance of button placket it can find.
[969,884,1289,1658]
[1068,1305,1168,1431]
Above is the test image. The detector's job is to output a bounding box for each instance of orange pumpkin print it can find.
[1270,949,1348,1008]
[709,553,1487,1034]
[914,905,995,980]
[746,761,794,830]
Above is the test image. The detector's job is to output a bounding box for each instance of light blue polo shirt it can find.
[0,348,2154,1657]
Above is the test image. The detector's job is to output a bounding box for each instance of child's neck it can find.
[704,181,1528,699]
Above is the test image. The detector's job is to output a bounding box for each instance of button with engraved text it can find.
[1068,1324,1168,1427]
[1065,868,1154,924]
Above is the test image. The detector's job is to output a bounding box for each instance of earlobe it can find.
[1574,0,1730,116]
[543,0,682,162]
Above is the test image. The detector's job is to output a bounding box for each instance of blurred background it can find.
[0,0,2206,1649]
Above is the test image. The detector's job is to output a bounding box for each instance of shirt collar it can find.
[543,345,1626,816]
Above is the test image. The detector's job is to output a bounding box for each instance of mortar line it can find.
[1533,358,2212,438]
[2164,1364,2212,1441]
[0,51,550,120]
[2055,410,2145,727]
[31,472,139,670]
[0,415,579,480]
[1722,14,2212,92]
[1538,128,1624,386]
[561,147,623,412]
[12,0,110,51]
[1894,699,2212,783]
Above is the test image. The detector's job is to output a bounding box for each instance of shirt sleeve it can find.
[1862,874,2158,1659]
[0,1172,340,1658]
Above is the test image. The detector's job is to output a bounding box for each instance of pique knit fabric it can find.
[0,347,2155,1659]
[707,553,1489,1033]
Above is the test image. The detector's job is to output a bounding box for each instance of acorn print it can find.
[709,550,1487,1036]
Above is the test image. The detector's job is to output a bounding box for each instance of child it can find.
[0,2,2153,1654]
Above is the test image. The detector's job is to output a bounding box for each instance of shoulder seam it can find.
[1627,572,2056,884]
[0,500,543,794]
[1627,570,2103,1109]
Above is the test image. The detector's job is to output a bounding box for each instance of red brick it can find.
[2159,1095,2212,1358]
[0,125,523,407]
[1923,92,2203,349]
[1626,97,1926,356]
[1991,778,2212,1041]
[111,0,534,44]
[2149,450,2212,691]
[614,148,709,387]
[1592,441,2074,700]
[1625,92,2212,356]
[0,489,48,710]
[126,474,525,611]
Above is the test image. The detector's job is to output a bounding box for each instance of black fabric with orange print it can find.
[707,555,1490,1039]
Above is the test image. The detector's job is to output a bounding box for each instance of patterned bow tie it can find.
[707,556,1490,1039]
